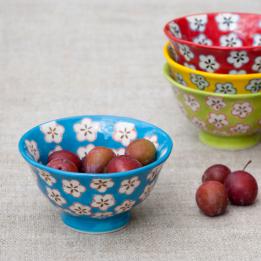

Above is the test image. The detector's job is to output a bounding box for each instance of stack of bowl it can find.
[163,12,261,150]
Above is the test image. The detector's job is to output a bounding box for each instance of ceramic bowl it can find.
[18,115,173,234]
[164,12,261,74]
[163,64,261,150]
[164,43,261,94]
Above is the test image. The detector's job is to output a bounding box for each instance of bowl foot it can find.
[199,131,261,150]
[61,211,131,234]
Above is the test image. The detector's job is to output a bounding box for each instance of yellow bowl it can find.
[163,43,261,94]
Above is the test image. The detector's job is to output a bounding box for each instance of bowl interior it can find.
[166,12,261,47]
[19,115,173,173]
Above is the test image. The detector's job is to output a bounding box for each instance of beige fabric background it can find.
[1,1,261,260]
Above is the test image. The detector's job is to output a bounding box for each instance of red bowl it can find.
[164,12,261,74]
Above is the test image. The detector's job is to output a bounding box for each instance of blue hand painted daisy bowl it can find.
[18,115,173,234]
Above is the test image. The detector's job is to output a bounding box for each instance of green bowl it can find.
[163,64,261,150]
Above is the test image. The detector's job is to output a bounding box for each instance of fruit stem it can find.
[243,160,252,171]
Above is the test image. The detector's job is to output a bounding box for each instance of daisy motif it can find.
[144,135,159,149]
[92,212,113,219]
[199,55,220,72]
[112,148,126,156]
[252,56,261,73]
[38,169,56,186]
[112,122,137,146]
[206,97,226,111]
[139,182,156,201]
[227,51,249,68]
[119,177,141,195]
[183,94,200,112]
[187,15,208,32]
[114,200,136,214]
[184,62,196,70]
[190,74,209,90]
[147,165,163,182]
[245,79,261,93]
[175,72,187,86]
[77,144,95,159]
[73,118,100,142]
[69,203,91,216]
[253,34,261,46]
[62,179,86,198]
[232,102,253,118]
[168,44,178,61]
[48,145,62,156]
[220,33,242,47]
[193,34,212,46]
[90,178,114,193]
[169,22,182,38]
[191,117,206,130]
[230,124,250,134]
[215,13,240,31]
[40,121,64,143]
[25,140,40,161]
[91,194,115,211]
[46,188,66,206]
[178,44,194,61]
[229,70,246,74]
[215,83,237,94]
[208,113,228,129]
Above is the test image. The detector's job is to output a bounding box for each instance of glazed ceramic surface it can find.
[164,43,261,94]
[163,64,261,150]
[164,12,261,74]
[18,115,173,233]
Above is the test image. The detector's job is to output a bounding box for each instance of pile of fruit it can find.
[47,139,156,173]
[196,161,258,217]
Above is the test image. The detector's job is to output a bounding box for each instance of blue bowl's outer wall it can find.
[18,115,173,220]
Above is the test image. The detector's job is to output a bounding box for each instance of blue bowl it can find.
[18,115,173,234]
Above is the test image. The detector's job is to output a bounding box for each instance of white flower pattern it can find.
[147,165,163,182]
[193,34,212,46]
[25,140,40,161]
[46,188,66,206]
[38,169,56,186]
[215,83,237,94]
[178,44,194,61]
[229,70,246,74]
[91,194,115,211]
[215,13,240,31]
[40,121,65,143]
[187,15,208,32]
[232,103,253,118]
[192,117,206,130]
[190,74,209,90]
[90,179,114,193]
[119,177,141,195]
[227,51,249,68]
[92,212,113,219]
[253,34,261,46]
[220,33,242,47]
[145,135,159,149]
[184,62,196,70]
[206,97,226,111]
[114,200,136,214]
[139,182,156,201]
[62,179,86,198]
[112,148,126,156]
[175,72,187,86]
[184,94,200,111]
[230,124,250,134]
[252,56,261,73]
[77,144,95,159]
[113,122,137,146]
[69,203,91,216]
[208,113,228,129]
[48,145,62,156]
[169,22,182,38]
[199,55,220,72]
[245,79,261,93]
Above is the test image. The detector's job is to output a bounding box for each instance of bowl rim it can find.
[163,63,261,98]
[164,12,261,51]
[18,115,173,178]
[163,42,261,79]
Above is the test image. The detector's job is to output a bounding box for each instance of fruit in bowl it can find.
[18,115,173,234]
[164,12,261,74]
[163,63,261,150]
[164,43,261,94]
